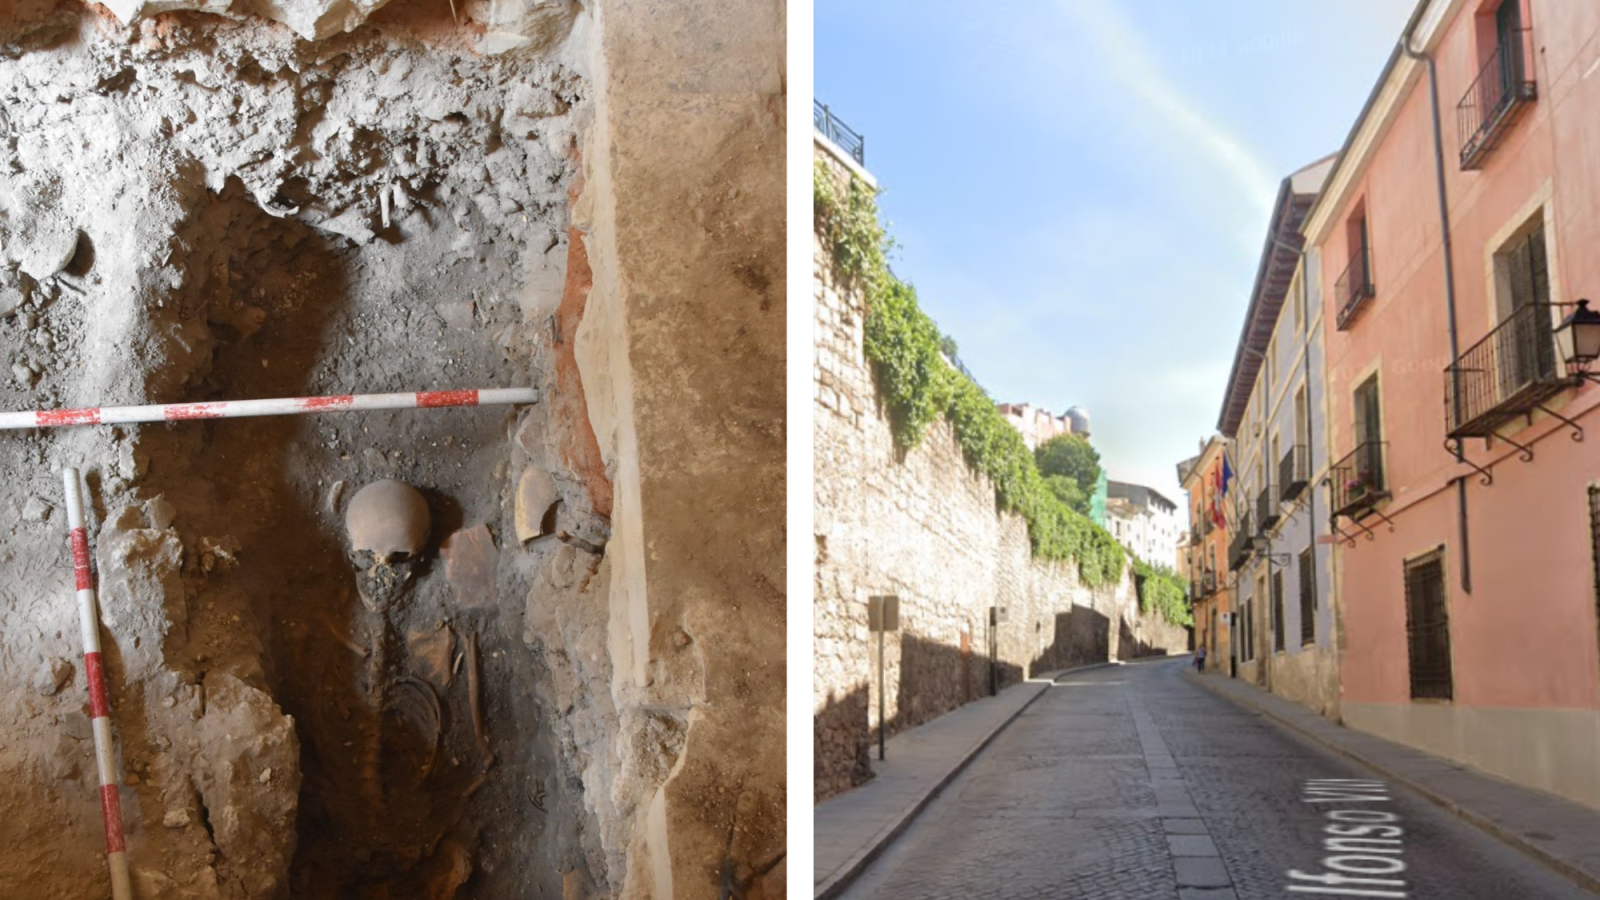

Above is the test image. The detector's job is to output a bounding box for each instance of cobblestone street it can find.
[837,659,1599,900]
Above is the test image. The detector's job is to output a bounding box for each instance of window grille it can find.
[1272,570,1286,653]
[1299,548,1315,646]
[1404,550,1453,700]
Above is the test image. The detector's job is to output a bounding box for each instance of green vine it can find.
[816,158,1130,589]
[1132,558,1192,627]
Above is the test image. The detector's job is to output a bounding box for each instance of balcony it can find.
[1279,445,1310,503]
[1256,484,1280,531]
[1335,250,1375,331]
[1444,303,1567,439]
[814,100,865,165]
[1228,513,1255,569]
[1331,442,1388,519]
[1458,30,1536,171]
[1201,570,1217,596]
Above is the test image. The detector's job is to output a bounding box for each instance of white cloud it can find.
[1053,0,1280,215]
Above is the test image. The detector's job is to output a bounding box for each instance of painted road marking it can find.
[1288,779,1409,897]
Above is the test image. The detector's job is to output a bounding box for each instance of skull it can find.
[345,479,431,613]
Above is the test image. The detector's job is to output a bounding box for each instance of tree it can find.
[1035,435,1100,516]
[1042,474,1085,512]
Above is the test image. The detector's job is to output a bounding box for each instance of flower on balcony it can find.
[1345,469,1376,497]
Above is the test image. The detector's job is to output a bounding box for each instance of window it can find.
[1238,591,1253,663]
[1210,608,1218,662]
[1296,258,1310,333]
[1495,219,1557,387]
[1271,570,1286,653]
[1294,386,1310,451]
[1404,550,1453,700]
[1336,205,1375,329]
[1460,0,1535,169]
[1299,548,1315,646]
[1353,374,1385,492]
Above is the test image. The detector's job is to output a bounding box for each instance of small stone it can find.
[563,868,585,900]
[18,226,79,281]
[162,809,190,829]
[22,496,52,522]
[34,657,71,695]
[0,280,25,319]
[440,525,498,610]
[514,467,559,543]
[12,363,34,387]
[145,496,175,530]
[60,713,92,741]
[125,773,140,785]
[513,413,541,457]
[259,767,272,784]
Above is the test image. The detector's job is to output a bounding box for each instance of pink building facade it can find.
[1308,0,1600,809]
[997,402,1080,450]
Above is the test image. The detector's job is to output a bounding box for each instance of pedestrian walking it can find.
[1194,644,1207,672]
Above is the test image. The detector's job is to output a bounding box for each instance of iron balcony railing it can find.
[1444,303,1566,439]
[1256,484,1280,532]
[1331,441,1388,519]
[1279,445,1310,503]
[1459,29,1536,170]
[814,100,865,165]
[1228,512,1255,569]
[1201,570,1217,596]
[1335,249,1375,331]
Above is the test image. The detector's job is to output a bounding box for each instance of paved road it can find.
[838,658,1599,900]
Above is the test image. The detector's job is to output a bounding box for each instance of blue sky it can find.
[816,0,1416,501]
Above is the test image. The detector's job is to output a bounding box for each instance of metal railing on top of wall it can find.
[815,100,865,165]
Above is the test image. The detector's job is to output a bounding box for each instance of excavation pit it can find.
[0,2,786,898]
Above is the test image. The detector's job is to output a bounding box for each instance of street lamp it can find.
[1556,299,1600,382]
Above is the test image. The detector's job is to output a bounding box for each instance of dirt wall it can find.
[574,1,787,898]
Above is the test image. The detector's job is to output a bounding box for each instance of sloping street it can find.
[837,659,1599,900]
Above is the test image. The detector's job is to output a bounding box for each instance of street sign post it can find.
[988,605,1007,696]
[868,595,900,761]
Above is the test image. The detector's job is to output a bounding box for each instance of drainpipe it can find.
[1403,33,1473,594]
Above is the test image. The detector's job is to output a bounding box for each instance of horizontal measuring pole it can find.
[0,388,539,431]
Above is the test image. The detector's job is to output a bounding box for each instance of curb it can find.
[1183,668,1600,897]
[814,660,1115,900]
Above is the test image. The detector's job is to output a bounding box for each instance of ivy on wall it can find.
[1132,558,1193,627]
[816,158,1160,597]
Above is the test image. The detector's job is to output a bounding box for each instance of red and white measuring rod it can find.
[61,467,133,900]
[0,387,539,430]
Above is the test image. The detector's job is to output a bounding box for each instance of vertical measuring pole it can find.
[61,468,132,900]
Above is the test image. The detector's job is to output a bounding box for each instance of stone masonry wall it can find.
[813,143,1189,801]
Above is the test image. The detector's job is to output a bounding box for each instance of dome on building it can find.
[1066,405,1091,437]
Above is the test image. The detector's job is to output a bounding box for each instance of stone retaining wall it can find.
[813,144,1190,800]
